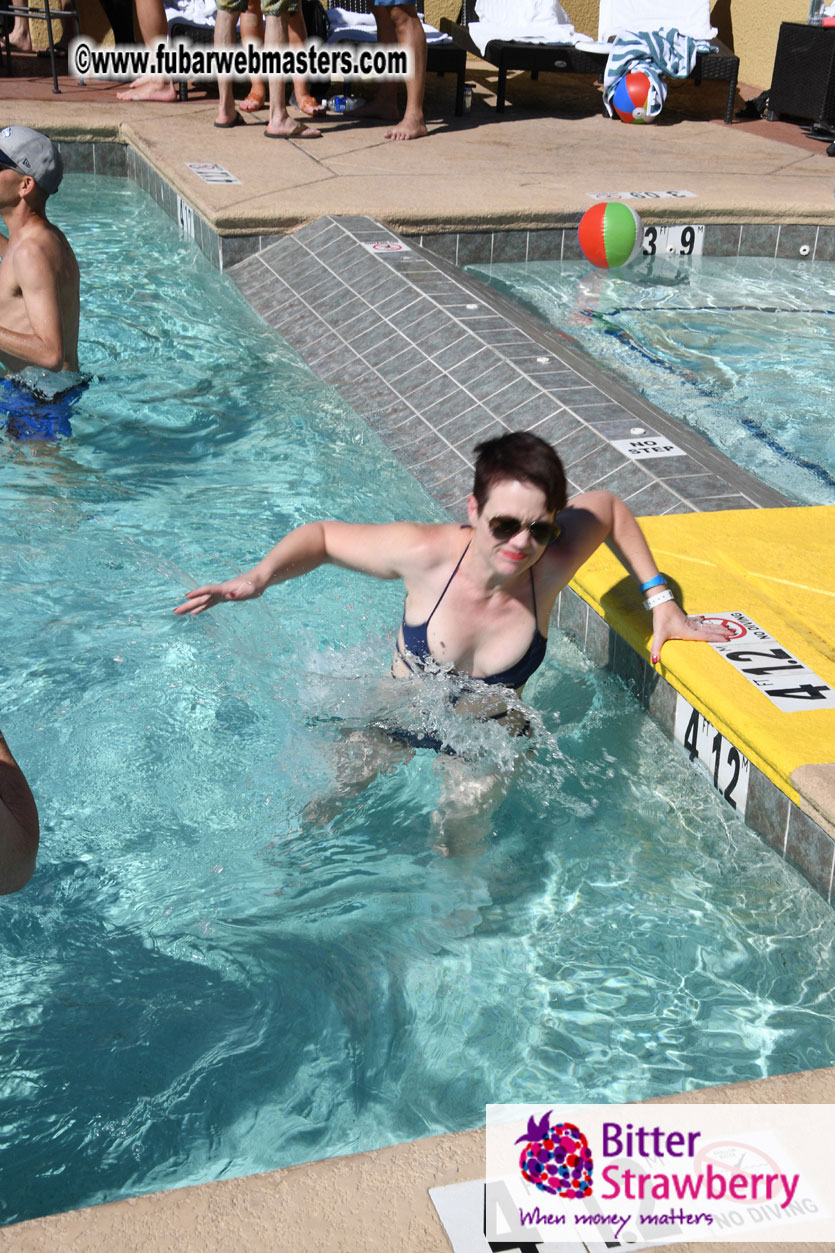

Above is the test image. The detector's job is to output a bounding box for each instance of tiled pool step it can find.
[228,215,834,906]
[230,216,787,516]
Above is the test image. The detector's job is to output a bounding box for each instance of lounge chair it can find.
[439,0,604,114]
[326,2,467,115]
[441,0,739,123]
[167,0,217,101]
[576,0,739,125]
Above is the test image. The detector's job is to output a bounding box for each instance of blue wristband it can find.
[639,574,667,594]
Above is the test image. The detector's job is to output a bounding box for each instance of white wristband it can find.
[644,589,675,611]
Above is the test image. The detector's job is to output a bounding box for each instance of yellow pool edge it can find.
[564,505,835,887]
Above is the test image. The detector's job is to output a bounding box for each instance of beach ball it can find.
[612,71,653,123]
[577,202,644,269]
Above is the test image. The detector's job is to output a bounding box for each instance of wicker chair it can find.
[167,11,215,102]
[590,0,739,125]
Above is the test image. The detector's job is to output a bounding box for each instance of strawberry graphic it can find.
[516,1117,593,1199]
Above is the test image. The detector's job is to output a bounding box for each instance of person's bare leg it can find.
[239,0,266,111]
[303,727,412,826]
[11,0,76,52]
[383,4,427,139]
[9,16,33,52]
[431,757,511,857]
[52,0,79,52]
[350,7,400,122]
[213,8,242,125]
[264,11,320,136]
[351,6,427,137]
[115,0,177,101]
[286,8,325,116]
[0,729,39,895]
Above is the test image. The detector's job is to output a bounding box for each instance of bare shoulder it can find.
[387,520,469,574]
[12,223,74,273]
[534,491,617,593]
[560,490,617,524]
[318,518,464,582]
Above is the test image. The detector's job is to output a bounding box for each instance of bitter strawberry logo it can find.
[515,1112,593,1199]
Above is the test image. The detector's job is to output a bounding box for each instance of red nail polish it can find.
[651,654,659,665]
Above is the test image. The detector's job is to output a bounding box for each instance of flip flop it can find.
[296,94,326,118]
[214,114,246,129]
[264,122,322,139]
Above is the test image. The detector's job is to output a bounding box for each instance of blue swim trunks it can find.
[0,375,85,442]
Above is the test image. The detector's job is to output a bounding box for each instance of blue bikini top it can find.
[396,536,548,689]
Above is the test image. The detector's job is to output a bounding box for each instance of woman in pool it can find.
[175,430,727,671]
[174,431,730,841]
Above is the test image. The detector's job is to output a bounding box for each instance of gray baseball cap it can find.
[0,125,63,195]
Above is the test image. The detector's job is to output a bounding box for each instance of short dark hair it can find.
[472,431,567,514]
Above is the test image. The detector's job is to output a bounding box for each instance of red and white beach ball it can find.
[612,71,653,123]
[577,202,644,269]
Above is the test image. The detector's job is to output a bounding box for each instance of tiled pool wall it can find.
[59,140,835,905]
[59,141,835,269]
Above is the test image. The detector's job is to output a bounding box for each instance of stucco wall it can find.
[726,0,808,89]
[425,0,814,91]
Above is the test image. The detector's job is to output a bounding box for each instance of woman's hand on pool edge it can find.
[173,575,263,616]
[650,602,736,666]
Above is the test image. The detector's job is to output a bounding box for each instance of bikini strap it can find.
[425,539,471,628]
[529,565,538,624]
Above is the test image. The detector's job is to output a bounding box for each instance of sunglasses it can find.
[488,515,560,545]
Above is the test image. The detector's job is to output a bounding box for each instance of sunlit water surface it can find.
[467,254,835,505]
[2,179,835,1226]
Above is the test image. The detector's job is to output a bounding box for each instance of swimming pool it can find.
[2,178,835,1227]
[466,255,835,507]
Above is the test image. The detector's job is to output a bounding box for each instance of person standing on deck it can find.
[213,0,322,136]
[351,3,428,140]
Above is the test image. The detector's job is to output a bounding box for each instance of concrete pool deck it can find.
[3,63,835,238]
[6,1066,834,1251]
[2,58,835,1253]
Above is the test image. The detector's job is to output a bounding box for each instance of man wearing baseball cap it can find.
[0,125,80,437]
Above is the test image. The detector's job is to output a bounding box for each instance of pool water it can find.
[2,179,835,1227]
[466,255,835,506]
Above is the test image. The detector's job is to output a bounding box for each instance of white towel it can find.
[466,20,581,56]
[597,0,716,42]
[464,0,595,56]
[326,7,451,44]
[475,0,570,23]
[166,0,216,27]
